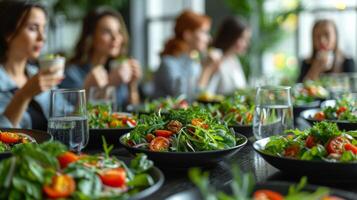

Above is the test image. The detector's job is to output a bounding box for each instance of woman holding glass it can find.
[0,0,63,130]
[297,19,355,82]
[60,7,142,109]
[207,16,251,95]
[153,10,221,99]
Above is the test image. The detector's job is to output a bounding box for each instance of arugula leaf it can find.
[309,122,341,143]
[130,153,153,174]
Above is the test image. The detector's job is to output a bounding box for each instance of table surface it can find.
[86,118,357,200]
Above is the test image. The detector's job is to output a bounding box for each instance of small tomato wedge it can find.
[314,111,325,121]
[305,135,316,148]
[284,145,300,157]
[99,167,126,188]
[336,106,347,116]
[126,118,137,127]
[146,133,155,142]
[155,130,173,137]
[0,132,20,143]
[253,189,284,200]
[344,143,357,154]
[326,136,350,155]
[43,174,76,199]
[57,151,80,169]
[149,136,170,151]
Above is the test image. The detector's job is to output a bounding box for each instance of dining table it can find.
[84,118,357,199]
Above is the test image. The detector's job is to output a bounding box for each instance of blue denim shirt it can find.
[0,65,51,128]
[60,64,129,110]
[153,54,201,99]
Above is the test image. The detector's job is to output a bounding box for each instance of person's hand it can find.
[20,67,64,99]
[128,59,142,84]
[109,60,132,86]
[202,48,222,74]
[83,65,109,90]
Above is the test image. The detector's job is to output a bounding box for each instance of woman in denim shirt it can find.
[60,7,141,109]
[153,10,221,99]
[0,1,63,130]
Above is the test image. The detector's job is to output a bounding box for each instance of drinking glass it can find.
[48,89,89,153]
[88,86,117,111]
[253,86,294,140]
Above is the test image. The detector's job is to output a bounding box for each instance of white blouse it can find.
[207,55,247,95]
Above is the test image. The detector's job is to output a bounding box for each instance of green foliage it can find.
[51,0,128,21]
[189,166,330,200]
[225,0,302,77]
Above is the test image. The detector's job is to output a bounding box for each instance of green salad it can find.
[293,81,328,106]
[143,95,189,113]
[189,166,343,200]
[312,97,357,122]
[88,104,137,128]
[206,93,254,126]
[0,131,34,153]
[0,141,155,200]
[122,107,244,152]
[263,122,357,162]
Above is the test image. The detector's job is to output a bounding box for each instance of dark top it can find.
[297,57,356,82]
[27,99,48,131]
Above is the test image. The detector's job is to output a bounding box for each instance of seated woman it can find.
[153,10,221,99]
[60,7,141,108]
[207,17,251,95]
[297,19,355,82]
[0,0,63,130]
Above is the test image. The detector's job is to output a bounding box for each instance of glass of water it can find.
[88,86,117,111]
[253,86,294,140]
[48,89,89,153]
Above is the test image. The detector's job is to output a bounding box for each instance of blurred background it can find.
[39,0,357,85]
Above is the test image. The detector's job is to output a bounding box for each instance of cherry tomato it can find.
[344,143,357,155]
[57,151,80,169]
[149,136,170,151]
[314,111,325,121]
[109,120,122,128]
[305,135,316,148]
[178,100,189,109]
[191,118,209,129]
[102,111,109,118]
[326,136,350,155]
[43,174,76,199]
[236,115,242,123]
[126,118,137,127]
[0,132,20,143]
[99,168,126,188]
[146,133,155,142]
[246,113,253,124]
[336,106,347,116]
[253,189,284,200]
[284,145,300,157]
[307,86,317,96]
[155,130,174,138]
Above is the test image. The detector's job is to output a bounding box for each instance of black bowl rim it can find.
[300,108,357,124]
[119,132,248,155]
[253,137,357,165]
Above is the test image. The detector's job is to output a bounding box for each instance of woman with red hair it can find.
[153,10,220,98]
